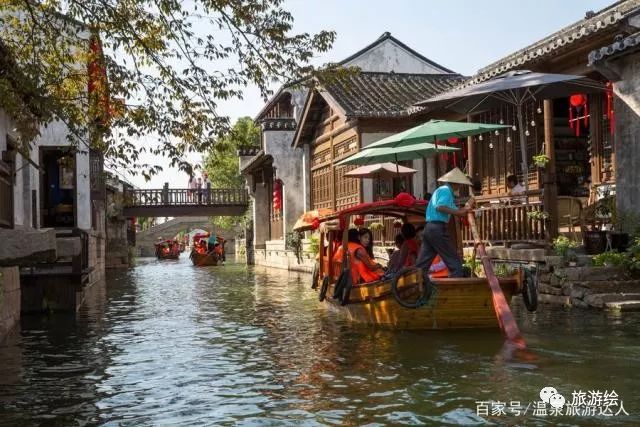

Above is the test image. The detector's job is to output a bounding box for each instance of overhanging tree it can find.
[204,116,258,231]
[0,0,335,179]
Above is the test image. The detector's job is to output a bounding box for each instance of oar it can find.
[467,210,526,349]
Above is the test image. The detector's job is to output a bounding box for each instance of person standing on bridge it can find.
[196,177,203,204]
[188,175,197,202]
[203,172,211,204]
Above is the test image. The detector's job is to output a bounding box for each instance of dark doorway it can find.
[40,148,76,228]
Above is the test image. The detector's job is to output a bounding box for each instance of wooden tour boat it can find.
[297,194,536,330]
[155,239,181,260]
[189,232,226,266]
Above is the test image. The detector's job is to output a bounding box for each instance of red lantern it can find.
[272,179,283,212]
[393,221,402,229]
[311,218,320,230]
[354,216,365,226]
[447,137,459,144]
[568,93,588,137]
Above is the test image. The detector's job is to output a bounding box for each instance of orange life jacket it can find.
[403,238,419,267]
[347,242,383,284]
[429,255,449,278]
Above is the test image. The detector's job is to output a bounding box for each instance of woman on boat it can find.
[349,228,384,284]
[358,228,375,259]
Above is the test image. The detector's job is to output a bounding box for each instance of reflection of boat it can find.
[189,232,226,266]
[155,239,181,260]
[296,195,526,330]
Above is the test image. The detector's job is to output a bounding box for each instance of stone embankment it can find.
[538,257,640,311]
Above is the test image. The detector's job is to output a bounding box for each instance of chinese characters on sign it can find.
[476,387,629,418]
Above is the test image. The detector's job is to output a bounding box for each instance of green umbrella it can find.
[335,142,459,166]
[365,119,509,149]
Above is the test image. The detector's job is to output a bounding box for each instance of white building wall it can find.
[343,39,449,74]
[34,120,92,230]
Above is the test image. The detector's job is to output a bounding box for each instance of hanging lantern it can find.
[447,137,459,144]
[272,179,283,212]
[311,218,320,230]
[569,93,588,137]
[393,220,402,229]
[354,216,365,227]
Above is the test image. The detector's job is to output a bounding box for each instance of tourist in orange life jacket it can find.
[398,223,419,267]
[348,228,384,284]
[358,228,376,259]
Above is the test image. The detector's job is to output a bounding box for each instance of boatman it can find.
[415,167,474,278]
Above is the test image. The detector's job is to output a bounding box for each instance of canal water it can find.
[1,257,638,426]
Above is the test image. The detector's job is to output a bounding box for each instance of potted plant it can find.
[369,222,384,232]
[533,154,550,168]
[527,210,549,222]
[552,236,578,265]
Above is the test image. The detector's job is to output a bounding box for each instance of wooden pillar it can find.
[543,100,558,240]
[466,114,475,179]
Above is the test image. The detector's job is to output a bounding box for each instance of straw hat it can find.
[437,167,473,186]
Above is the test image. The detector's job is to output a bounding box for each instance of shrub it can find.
[552,236,578,258]
[592,251,628,267]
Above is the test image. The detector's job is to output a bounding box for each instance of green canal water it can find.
[0,257,639,426]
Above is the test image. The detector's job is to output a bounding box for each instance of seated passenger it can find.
[399,223,419,267]
[384,233,405,277]
[358,228,376,259]
[349,228,384,284]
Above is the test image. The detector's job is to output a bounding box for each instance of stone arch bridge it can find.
[135,216,241,257]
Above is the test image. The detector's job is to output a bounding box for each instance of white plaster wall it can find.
[343,39,449,74]
[263,129,304,236]
[35,120,92,230]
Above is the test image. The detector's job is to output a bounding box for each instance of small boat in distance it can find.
[155,239,181,260]
[295,194,534,330]
[189,232,226,266]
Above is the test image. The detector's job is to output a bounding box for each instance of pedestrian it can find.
[188,175,197,202]
[415,167,474,278]
[202,172,211,203]
[196,176,202,203]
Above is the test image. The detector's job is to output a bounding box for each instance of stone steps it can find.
[583,293,640,308]
[604,301,640,311]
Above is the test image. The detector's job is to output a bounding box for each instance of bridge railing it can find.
[124,186,248,207]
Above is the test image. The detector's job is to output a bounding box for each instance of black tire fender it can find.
[340,272,353,306]
[319,276,330,302]
[333,271,349,299]
[391,267,429,309]
[311,262,320,289]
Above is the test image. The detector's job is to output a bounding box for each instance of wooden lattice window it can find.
[334,164,359,210]
[333,137,358,161]
[312,165,332,209]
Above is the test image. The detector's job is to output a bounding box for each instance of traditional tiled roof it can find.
[260,118,296,130]
[338,32,455,74]
[457,0,640,88]
[322,72,465,119]
[589,31,640,63]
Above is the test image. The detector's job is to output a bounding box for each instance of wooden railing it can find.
[461,202,547,245]
[0,161,13,228]
[124,186,248,208]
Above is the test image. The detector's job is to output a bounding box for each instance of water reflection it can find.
[0,256,638,425]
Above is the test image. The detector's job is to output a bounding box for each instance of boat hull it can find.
[190,251,219,266]
[318,270,521,330]
[156,253,180,260]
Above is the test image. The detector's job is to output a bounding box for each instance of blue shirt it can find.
[426,184,456,222]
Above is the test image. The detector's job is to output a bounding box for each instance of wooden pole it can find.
[467,211,526,349]
[543,99,559,240]
[466,114,475,178]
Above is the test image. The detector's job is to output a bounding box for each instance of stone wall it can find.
[252,239,315,273]
[105,217,129,269]
[537,257,640,311]
[613,53,640,215]
[0,267,20,342]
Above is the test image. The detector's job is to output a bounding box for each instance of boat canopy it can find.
[294,193,427,232]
